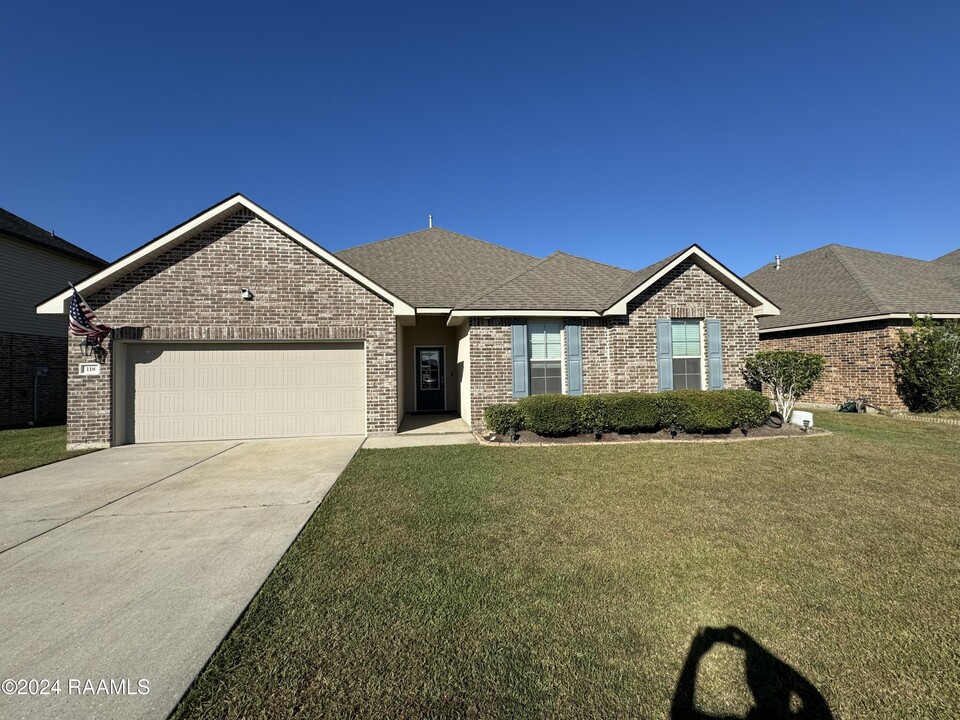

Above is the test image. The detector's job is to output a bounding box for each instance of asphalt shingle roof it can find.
[746,244,960,331]
[605,247,691,307]
[336,227,539,307]
[0,206,105,265]
[461,251,635,311]
[338,227,770,314]
[933,248,960,266]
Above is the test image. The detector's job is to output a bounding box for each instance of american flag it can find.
[68,287,111,339]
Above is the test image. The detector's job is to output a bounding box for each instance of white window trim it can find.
[527,319,565,396]
[671,319,706,391]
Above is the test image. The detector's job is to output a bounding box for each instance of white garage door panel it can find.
[126,343,364,443]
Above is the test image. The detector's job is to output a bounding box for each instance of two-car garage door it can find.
[123,342,365,443]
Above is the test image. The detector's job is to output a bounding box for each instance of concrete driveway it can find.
[0,436,362,720]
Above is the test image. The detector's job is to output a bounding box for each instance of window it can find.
[671,320,702,390]
[529,322,562,395]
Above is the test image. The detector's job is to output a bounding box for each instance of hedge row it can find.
[484,390,770,436]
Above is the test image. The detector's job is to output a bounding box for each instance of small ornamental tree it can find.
[892,315,960,412]
[742,351,825,422]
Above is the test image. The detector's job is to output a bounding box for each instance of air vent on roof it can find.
[775,255,781,270]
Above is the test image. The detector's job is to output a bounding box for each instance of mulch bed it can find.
[480,422,830,446]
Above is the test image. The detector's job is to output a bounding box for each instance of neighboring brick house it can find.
[38,194,779,448]
[746,245,960,410]
[1,207,105,426]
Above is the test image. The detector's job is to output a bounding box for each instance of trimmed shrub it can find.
[576,394,609,433]
[483,403,523,435]
[657,390,736,433]
[603,392,660,433]
[725,389,771,427]
[892,315,960,412]
[516,394,582,437]
[486,388,772,438]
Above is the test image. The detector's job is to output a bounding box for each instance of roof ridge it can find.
[826,245,884,314]
[0,206,106,265]
[549,249,633,274]
[456,255,553,309]
[338,226,539,261]
[791,242,939,266]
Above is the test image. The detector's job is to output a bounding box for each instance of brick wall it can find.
[468,318,515,429]
[467,260,760,430]
[67,209,397,447]
[759,320,907,409]
[580,318,610,394]
[608,260,758,392]
[0,332,68,427]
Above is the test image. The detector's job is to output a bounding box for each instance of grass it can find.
[172,414,959,719]
[0,425,96,477]
[929,410,960,420]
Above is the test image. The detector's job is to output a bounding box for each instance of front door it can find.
[415,347,445,412]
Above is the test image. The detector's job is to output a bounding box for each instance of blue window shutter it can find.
[656,319,673,391]
[511,322,528,398]
[566,321,583,396]
[706,319,723,390]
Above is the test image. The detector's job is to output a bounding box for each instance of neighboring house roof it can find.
[335,227,539,308]
[0,206,106,266]
[460,251,634,312]
[746,244,960,332]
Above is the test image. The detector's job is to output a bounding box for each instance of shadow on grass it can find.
[671,626,833,720]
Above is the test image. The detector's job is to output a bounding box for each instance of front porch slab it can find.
[397,413,471,435]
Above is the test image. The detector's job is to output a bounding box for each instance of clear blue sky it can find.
[4,1,958,275]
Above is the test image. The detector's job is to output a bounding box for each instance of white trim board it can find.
[36,194,416,318]
[759,313,960,334]
[604,245,781,318]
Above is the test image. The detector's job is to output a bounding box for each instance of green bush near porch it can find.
[483,403,524,435]
[483,389,770,437]
[515,394,581,436]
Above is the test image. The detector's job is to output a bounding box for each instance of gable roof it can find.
[746,244,960,332]
[933,248,960,266]
[336,227,539,308]
[602,244,780,318]
[341,231,778,319]
[605,246,690,308]
[460,251,635,312]
[36,194,415,317]
[35,192,778,321]
[0,206,105,266]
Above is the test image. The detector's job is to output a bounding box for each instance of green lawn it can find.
[172,414,959,719]
[0,425,95,478]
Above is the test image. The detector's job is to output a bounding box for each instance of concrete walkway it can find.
[365,414,476,448]
[396,413,472,434]
[0,436,362,720]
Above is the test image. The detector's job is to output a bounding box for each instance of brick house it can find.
[1,207,106,426]
[37,194,779,448]
[745,245,960,409]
